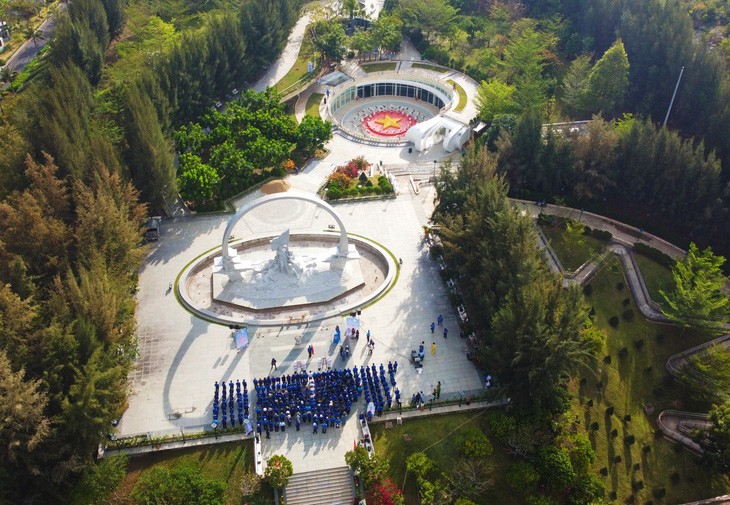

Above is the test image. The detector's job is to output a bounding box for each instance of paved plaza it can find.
[117,134,484,471]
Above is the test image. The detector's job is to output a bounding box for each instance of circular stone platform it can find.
[362,110,416,137]
[177,233,395,326]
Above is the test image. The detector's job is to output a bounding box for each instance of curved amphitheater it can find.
[325,71,471,151]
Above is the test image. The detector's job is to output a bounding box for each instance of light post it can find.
[433,160,437,179]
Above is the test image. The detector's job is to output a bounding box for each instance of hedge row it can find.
[633,242,675,268]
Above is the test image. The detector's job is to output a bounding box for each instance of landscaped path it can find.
[525,198,730,459]
[252,13,311,92]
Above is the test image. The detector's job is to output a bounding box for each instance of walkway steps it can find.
[284,466,355,505]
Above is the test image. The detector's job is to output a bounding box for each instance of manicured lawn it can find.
[113,441,274,505]
[574,257,729,503]
[633,252,674,307]
[541,224,607,272]
[361,62,396,73]
[305,92,323,118]
[370,411,518,504]
[274,27,317,94]
[411,62,448,73]
[446,79,468,112]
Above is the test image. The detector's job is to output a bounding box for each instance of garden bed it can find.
[322,156,395,201]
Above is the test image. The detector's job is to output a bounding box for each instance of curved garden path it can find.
[518,198,730,458]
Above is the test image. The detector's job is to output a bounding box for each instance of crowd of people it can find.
[251,369,358,438]
[211,380,249,429]
[210,362,401,437]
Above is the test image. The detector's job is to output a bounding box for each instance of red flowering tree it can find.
[351,155,371,172]
[365,478,404,505]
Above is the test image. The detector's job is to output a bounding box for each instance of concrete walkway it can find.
[252,14,311,92]
[514,198,685,259]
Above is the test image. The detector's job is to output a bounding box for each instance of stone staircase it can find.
[284,466,356,505]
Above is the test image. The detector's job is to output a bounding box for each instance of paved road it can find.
[4,3,66,73]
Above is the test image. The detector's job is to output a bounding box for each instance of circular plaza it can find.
[177,192,396,326]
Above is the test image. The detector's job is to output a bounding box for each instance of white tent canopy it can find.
[406,114,471,152]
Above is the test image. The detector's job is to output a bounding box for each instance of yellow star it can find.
[374,114,402,130]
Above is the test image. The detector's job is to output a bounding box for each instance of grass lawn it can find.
[274,27,317,94]
[305,92,323,118]
[113,441,274,505]
[633,252,674,307]
[573,257,729,503]
[361,62,396,73]
[541,224,607,272]
[446,79,468,112]
[370,411,518,504]
[411,62,448,73]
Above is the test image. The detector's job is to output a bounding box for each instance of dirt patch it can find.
[261,179,291,194]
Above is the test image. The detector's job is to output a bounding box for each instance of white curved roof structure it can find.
[405,114,471,152]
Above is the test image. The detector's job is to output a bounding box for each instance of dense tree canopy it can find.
[432,146,600,414]
[174,89,331,208]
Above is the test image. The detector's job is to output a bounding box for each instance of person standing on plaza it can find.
[366,330,371,344]
[431,342,436,355]
[307,345,312,359]
[443,327,448,339]
[313,421,318,434]
[435,381,441,399]
[437,314,444,326]
[270,357,277,371]
[430,321,435,333]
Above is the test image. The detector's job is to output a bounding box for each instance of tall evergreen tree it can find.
[100,0,125,37]
[586,39,629,118]
[121,84,177,211]
[660,243,730,336]
[0,350,51,481]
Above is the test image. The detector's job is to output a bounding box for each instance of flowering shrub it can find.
[282,159,296,172]
[335,161,359,178]
[264,455,293,489]
[327,171,352,190]
[365,478,404,505]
